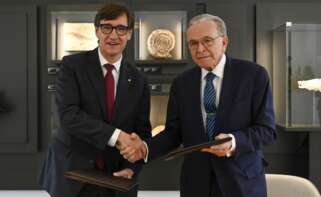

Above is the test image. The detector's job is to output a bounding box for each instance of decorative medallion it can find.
[147,29,176,58]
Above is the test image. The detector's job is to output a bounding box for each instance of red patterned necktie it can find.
[104,64,115,122]
[96,63,115,170]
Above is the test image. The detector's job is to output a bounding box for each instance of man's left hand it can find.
[113,168,134,179]
[201,133,233,157]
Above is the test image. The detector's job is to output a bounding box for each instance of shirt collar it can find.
[201,54,226,80]
[98,47,122,72]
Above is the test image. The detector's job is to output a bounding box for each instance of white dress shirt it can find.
[98,48,121,147]
[200,54,235,156]
[200,55,225,124]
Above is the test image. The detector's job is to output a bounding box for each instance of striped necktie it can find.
[203,72,217,140]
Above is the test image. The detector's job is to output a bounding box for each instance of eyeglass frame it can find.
[98,23,130,36]
[188,34,224,50]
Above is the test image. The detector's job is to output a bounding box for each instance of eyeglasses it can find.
[188,35,223,50]
[98,24,129,36]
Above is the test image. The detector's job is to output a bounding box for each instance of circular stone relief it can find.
[147,29,176,58]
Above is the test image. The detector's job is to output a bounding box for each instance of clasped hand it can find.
[116,131,147,163]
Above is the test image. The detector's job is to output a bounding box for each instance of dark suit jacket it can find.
[39,48,151,197]
[147,57,276,197]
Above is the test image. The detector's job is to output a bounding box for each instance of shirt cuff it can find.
[107,128,121,147]
[226,133,236,157]
[143,141,149,163]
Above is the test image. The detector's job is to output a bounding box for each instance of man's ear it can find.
[222,36,229,52]
[126,29,133,40]
[95,27,101,45]
[95,27,99,38]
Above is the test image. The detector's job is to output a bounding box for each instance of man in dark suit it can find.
[39,4,151,197]
[121,14,276,197]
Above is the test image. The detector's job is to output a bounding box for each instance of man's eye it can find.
[102,25,112,30]
[189,41,198,46]
[204,38,213,43]
[116,26,128,31]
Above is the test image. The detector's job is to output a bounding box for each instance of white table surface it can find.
[0,190,50,197]
[138,191,179,197]
[0,190,179,197]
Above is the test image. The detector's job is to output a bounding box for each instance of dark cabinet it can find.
[0,6,38,153]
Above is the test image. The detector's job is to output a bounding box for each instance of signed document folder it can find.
[164,137,232,161]
[64,169,138,192]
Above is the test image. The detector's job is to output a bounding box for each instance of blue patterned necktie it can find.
[204,72,217,140]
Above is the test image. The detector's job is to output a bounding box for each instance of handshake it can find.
[116,131,147,163]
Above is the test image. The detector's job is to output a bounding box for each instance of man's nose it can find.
[108,28,118,38]
[196,42,206,52]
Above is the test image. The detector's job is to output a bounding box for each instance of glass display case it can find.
[273,22,321,129]
[48,8,99,135]
[133,11,189,95]
[134,11,187,62]
[50,11,97,61]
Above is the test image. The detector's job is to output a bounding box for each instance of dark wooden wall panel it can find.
[0,6,38,153]
[207,2,250,60]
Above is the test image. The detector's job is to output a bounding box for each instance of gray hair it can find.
[188,14,227,36]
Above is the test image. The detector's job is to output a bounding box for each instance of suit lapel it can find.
[189,66,208,141]
[86,48,108,120]
[216,57,237,130]
[111,59,131,123]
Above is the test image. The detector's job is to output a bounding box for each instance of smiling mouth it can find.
[107,42,120,46]
[197,56,210,59]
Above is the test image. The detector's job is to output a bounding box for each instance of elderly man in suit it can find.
[39,4,151,197]
[121,14,277,197]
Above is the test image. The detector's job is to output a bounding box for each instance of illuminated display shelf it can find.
[134,11,188,62]
[273,22,321,130]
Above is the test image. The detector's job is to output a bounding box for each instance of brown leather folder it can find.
[164,137,232,161]
[64,169,138,192]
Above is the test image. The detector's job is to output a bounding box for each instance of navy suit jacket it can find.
[147,56,276,197]
[39,48,151,197]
